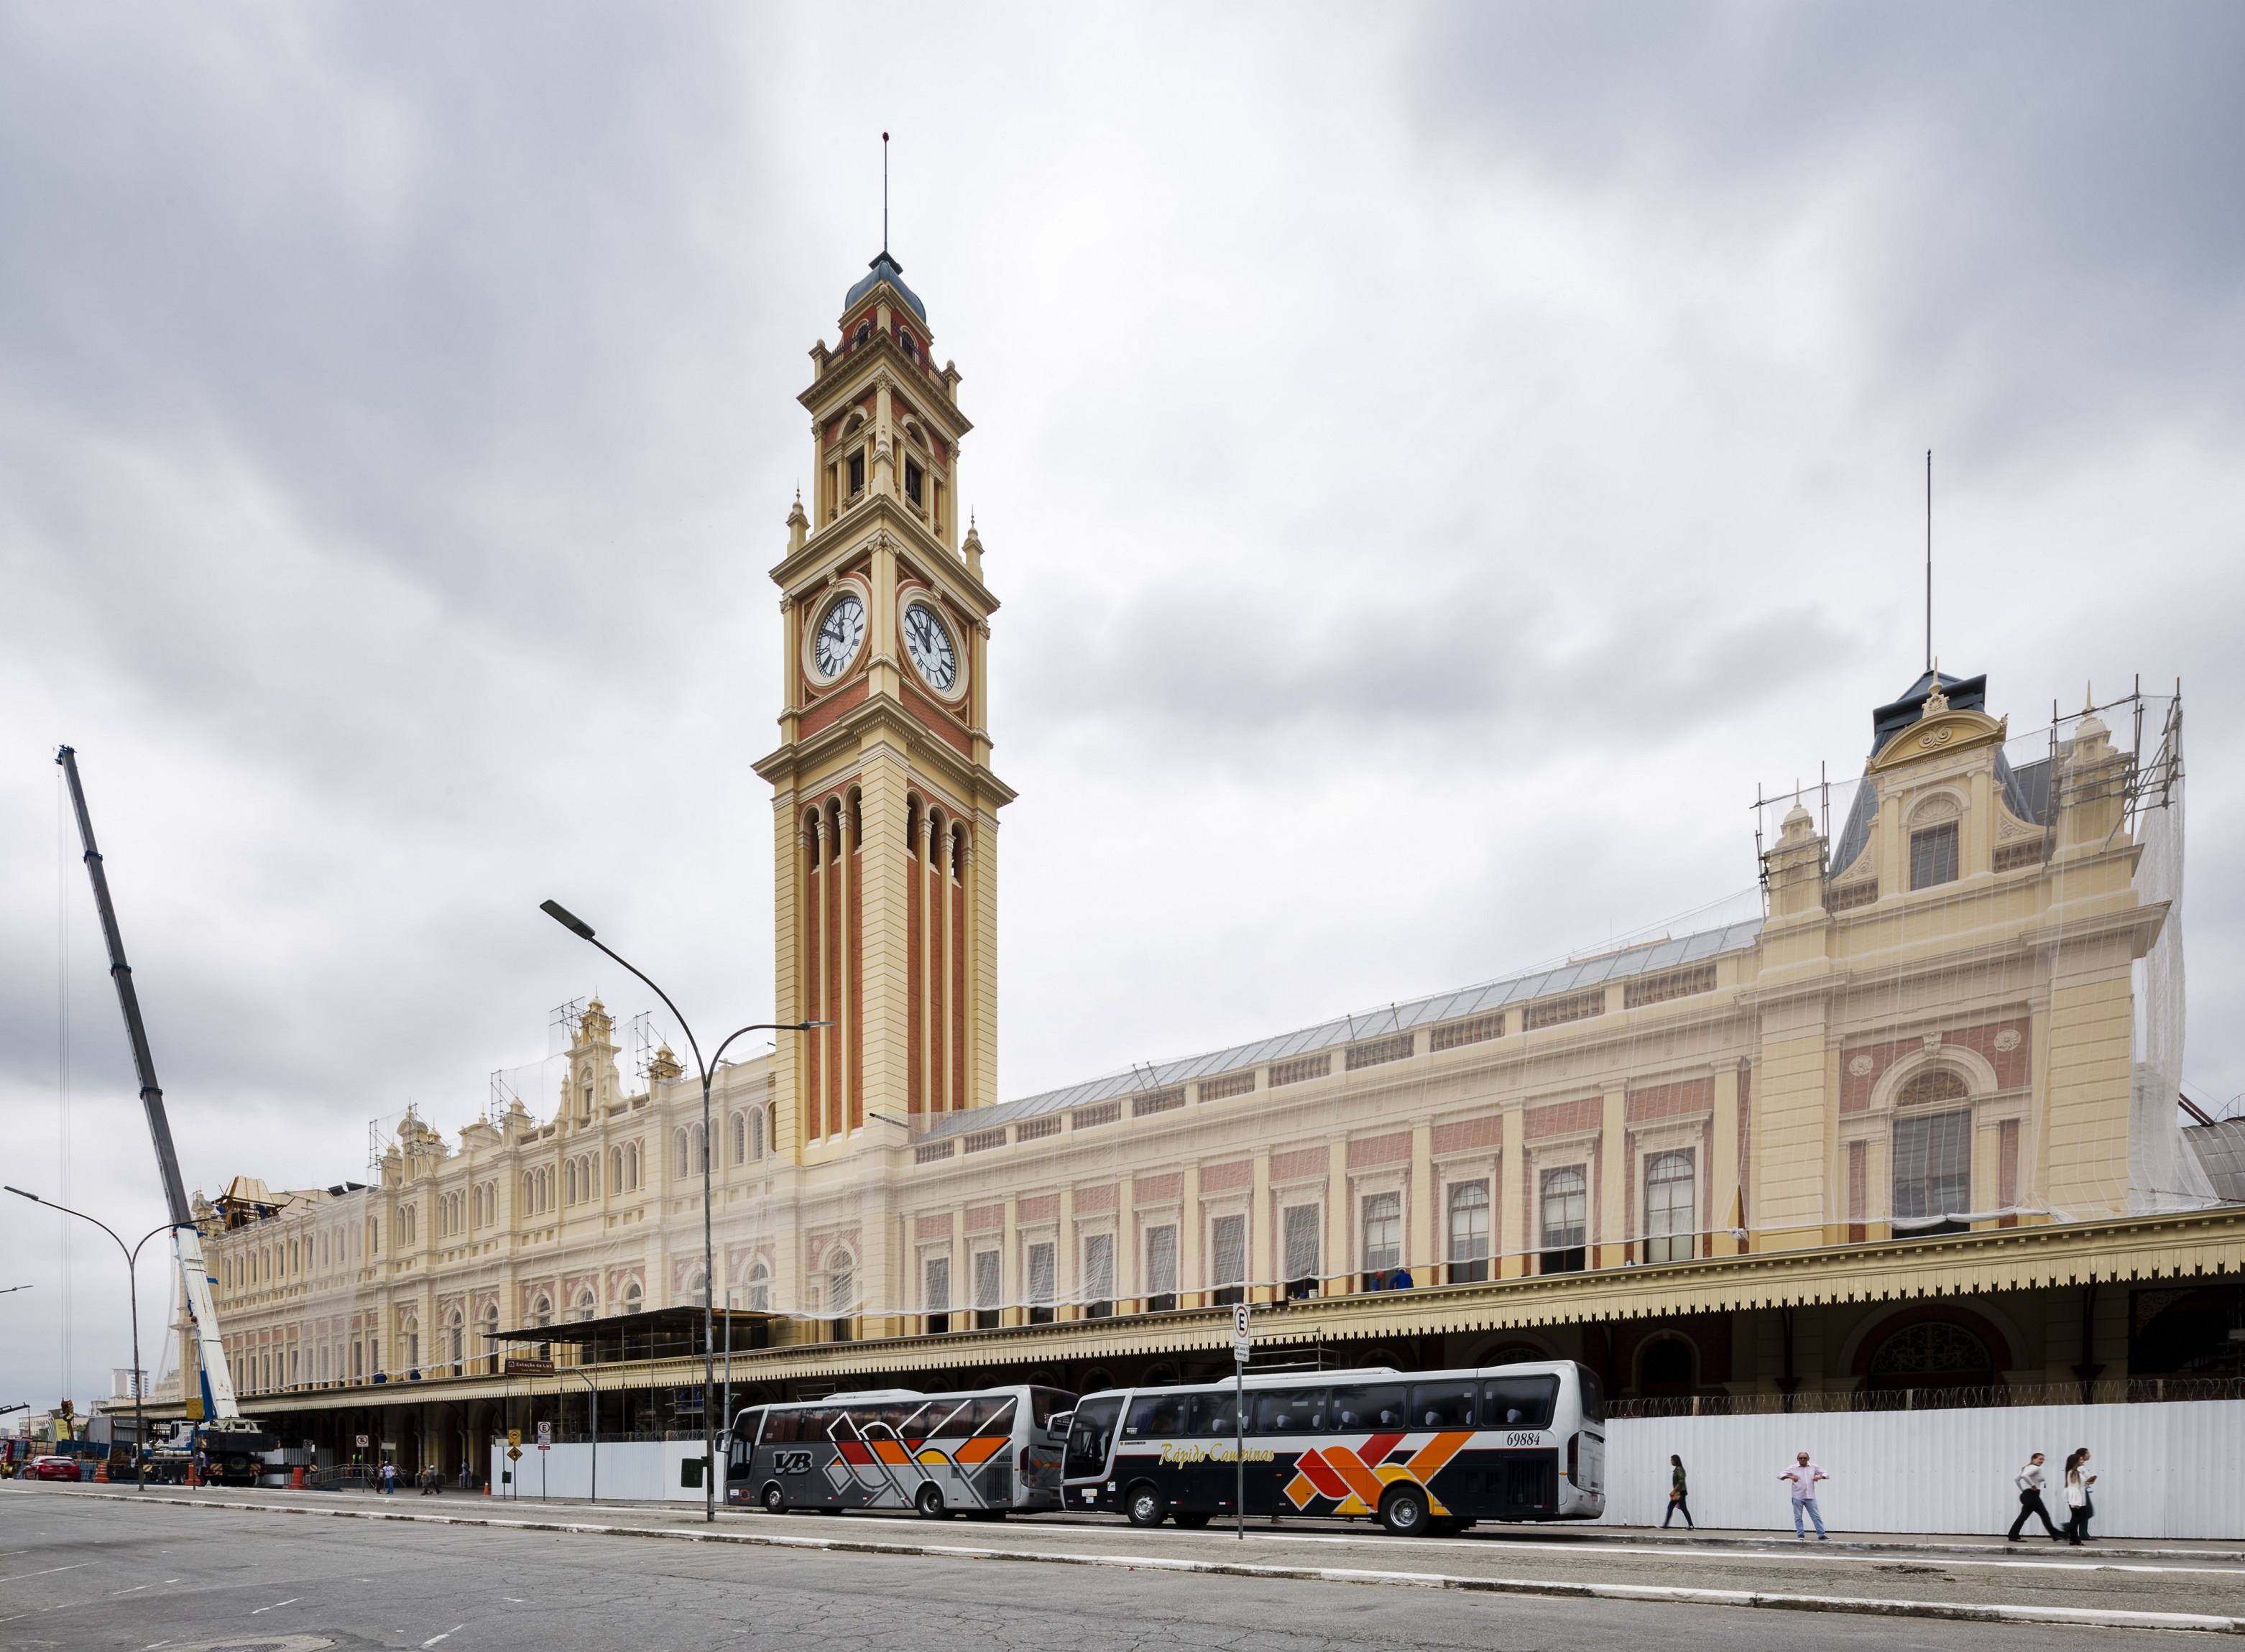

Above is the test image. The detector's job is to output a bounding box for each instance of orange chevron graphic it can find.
[1282,1432,1471,1515]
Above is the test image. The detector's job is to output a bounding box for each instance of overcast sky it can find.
[4,1,2241,1408]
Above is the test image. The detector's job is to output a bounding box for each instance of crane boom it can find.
[55,745,244,1428]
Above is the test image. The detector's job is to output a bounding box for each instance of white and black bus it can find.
[727,1385,1074,1518]
[1061,1360,1603,1535]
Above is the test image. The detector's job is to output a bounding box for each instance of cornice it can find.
[753,696,1016,806]
[773,499,998,617]
[798,336,971,438]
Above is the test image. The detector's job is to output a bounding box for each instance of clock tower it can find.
[756,252,1013,1163]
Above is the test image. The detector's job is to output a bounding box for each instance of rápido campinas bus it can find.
[1062,1360,1603,1535]
[727,1385,1073,1518]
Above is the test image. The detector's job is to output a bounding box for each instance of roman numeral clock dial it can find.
[903,601,958,693]
[812,592,865,680]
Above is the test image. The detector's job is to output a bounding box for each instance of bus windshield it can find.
[1575,1365,1605,1425]
[1066,1395,1122,1480]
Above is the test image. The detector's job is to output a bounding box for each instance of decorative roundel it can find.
[1993,1028,2022,1053]
[810,590,867,683]
[1848,1054,1875,1077]
[901,600,960,696]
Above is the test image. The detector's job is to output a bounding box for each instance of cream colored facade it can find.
[152,254,2234,1469]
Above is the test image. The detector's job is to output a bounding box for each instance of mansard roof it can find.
[920,918,1766,1141]
[844,250,926,324]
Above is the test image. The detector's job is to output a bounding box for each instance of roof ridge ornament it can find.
[1923,664,1949,716]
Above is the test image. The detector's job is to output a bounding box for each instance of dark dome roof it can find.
[845,251,926,325]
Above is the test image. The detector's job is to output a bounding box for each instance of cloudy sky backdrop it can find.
[3,2,2241,1408]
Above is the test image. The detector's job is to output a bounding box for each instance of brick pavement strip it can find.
[25,1485,2245,1635]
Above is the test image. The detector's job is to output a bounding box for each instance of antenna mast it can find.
[882,131,890,254]
[1924,448,1933,675]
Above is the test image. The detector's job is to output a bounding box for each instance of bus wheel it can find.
[1125,1484,1166,1528]
[1171,1510,1212,1530]
[760,1482,787,1515]
[1378,1484,1431,1536]
[915,1482,952,1521]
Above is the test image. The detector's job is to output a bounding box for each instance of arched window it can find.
[1867,1319,1995,1390]
[674,1127,689,1178]
[622,1280,644,1314]
[627,1140,640,1190]
[565,1160,577,1204]
[446,1309,464,1375]
[828,1251,856,1314]
[751,1107,766,1163]
[532,1293,553,1329]
[610,1147,623,1194]
[686,1268,709,1309]
[729,1111,745,1166]
[693,1122,709,1175]
[1643,1150,1696,1263]
[1898,1066,1971,1107]
[480,1304,499,1370]
[576,1288,597,1322]
[1639,1337,1695,1395]
[744,1263,770,1313]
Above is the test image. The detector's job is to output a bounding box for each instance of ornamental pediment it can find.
[1869,706,2006,773]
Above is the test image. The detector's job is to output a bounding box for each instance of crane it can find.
[55,746,270,1479]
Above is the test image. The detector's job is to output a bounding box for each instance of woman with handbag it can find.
[1663,1454,1694,1529]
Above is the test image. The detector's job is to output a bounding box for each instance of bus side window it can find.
[1125,1393,1186,1438]
[799,1408,839,1441]
[1484,1375,1559,1430]
[761,1410,798,1444]
[1410,1383,1477,1429]
[844,1407,884,1439]
[1329,1385,1406,1430]
[968,1396,1018,1437]
[1255,1389,1324,1433]
[1193,1390,1243,1436]
[1575,1365,1605,1425]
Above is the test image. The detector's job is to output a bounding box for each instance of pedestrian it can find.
[1662,1454,1694,1529]
[381,1459,397,1495]
[2061,1448,2097,1546]
[2008,1452,2062,1541]
[1779,1450,1829,1540]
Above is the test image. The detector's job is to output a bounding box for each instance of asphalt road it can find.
[3,1487,2237,1652]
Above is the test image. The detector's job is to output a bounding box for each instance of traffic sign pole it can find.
[1232,1302,1250,1540]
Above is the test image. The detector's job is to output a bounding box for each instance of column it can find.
[1180,1163,1202,1308]
[1325,1149,1350,1295]
[1710,1063,1741,1257]
[1409,1122,1434,1283]
[1598,1086,1626,1268]
[1000,1194,1019,1326]
[1058,1184,1077,1319]
[1249,1148,1271,1305]
[1499,1106,1527,1277]
[806,814,826,1142]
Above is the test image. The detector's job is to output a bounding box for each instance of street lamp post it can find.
[538,899,826,1524]
[4,1188,168,1491]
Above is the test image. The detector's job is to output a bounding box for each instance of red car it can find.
[29,1456,83,1482]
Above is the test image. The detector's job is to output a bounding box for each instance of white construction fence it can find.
[1601,1399,2244,1538]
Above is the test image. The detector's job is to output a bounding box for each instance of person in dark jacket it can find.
[1662,1454,1694,1528]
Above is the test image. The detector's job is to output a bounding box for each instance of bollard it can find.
[290,1465,305,1490]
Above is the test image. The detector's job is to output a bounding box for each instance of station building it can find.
[128,252,2244,1479]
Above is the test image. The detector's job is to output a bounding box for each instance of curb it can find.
[42,1488,2245,1635]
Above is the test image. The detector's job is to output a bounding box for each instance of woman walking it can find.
[2061,1448,2097,1546]
[1662,1454,1695,1529]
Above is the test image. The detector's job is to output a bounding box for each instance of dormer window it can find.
[1911,821,1959,889]
[904,458,923,507]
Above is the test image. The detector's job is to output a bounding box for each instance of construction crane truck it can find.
[57,746,274,1485]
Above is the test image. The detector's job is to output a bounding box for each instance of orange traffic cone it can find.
[186,1464,200,1487]
[93,1460,109,1483]
[290,1465,305,1490]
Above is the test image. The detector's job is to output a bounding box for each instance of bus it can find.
[1061,1360,1603,1535]
[727,1385,1074,1519]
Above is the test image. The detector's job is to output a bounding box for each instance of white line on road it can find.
[0,1561,94,1582]
[423,1625,466,1646]
[112,1584,151,1595]
[249,1597,301,1613]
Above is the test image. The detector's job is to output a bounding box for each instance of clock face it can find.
[812,592,866,680]
[902,601,959,693]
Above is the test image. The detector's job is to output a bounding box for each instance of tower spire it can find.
[882,131,890,257]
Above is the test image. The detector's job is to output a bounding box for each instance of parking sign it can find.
[1232,1302,1251,1365]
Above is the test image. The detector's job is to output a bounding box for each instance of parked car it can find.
[29,1456,83,1482]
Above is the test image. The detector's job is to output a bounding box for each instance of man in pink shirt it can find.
[1779,1451,1829,1539]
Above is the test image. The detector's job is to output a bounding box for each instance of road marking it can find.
[113,1583,152,1595]
[423,1626,466,1646]
[250,1597,301,1613]
[0,1561,94,1582]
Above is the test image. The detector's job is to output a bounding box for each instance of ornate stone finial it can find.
[786,493,809,554]
[1922,667,1949,716]
[577,998,614,1047]
[2084,680,2096,716]
[1779,803,1817,843]
[648,1044,683,1083]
